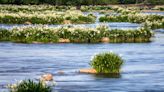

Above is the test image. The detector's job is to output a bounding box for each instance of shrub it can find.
[90,52,124,73]
[9,79,52,92]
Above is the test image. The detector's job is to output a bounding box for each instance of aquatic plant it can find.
[81,6,112,12]
[143,19,164,29]
[99,13,163,23]
[0,5,75,13]
[8,79,52,92]
[0,10,96,24]
[153,6,164,11]
[0,25,153,43]
[99,7,164,29]
[90,52,124,73]
[0,28,11,41]
[112,6,139,14]
[10,26,59,43]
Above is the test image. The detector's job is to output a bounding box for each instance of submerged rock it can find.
[57,70,65,74]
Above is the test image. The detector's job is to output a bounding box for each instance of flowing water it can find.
[142,12,164,15]
[0,12,164,92]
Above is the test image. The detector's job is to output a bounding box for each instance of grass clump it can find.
[0,28,11,41]
[9,79,52,92]
[90,52,124,74]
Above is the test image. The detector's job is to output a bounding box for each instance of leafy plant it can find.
[9,79,52,92]
[0,28,11,41]
[90,52,124,73]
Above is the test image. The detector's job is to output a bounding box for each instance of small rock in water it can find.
[32,41,44,44]
[101,37,110,43]
[58,70,65,74]
[41,73,53,81]
[79,68,97,74]
[24,21,32,25]
[59,38,70,43]
[63,20,71,24]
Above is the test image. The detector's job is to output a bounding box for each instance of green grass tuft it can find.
[10,79,52,92]
[90,52,124,74]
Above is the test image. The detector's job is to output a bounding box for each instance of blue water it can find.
[0,11,164,92]
[142,12,164,16]
[0,28,164,92]
[0,22,140,30]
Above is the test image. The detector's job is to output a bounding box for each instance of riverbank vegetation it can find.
[0,0,164,5]
[0,25,153,43]
[0,5,75,12]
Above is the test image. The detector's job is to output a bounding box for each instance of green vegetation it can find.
[9,79,51,92]
[0,28,11,41]
[0,5,95,24]
[0,10,95,24]
[81,6,113,12]
[10,27,59,43]
[0,25,153,43]
[153,6,164,11]
[0,5,75,12]
[99,7,164,29]
[0,0,164,5]
[90,52,123,73]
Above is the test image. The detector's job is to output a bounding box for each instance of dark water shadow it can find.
[92,73,121,78]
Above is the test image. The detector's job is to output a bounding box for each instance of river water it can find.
[0,12,164,92]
